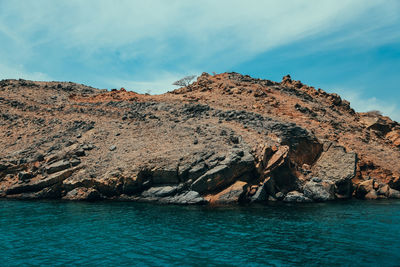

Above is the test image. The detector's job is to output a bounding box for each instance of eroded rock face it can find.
[1,73,399,204]
[6,167,79,195]
[312,144,357,199]
[191,149,254,194]
[151,167,179,185]
[46,160,71,174]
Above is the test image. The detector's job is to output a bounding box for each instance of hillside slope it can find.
[0,73,399,203]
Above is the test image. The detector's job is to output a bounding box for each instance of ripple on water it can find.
[1,200,400,266]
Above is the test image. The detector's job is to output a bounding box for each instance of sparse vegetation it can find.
[172,75,196,87]
[366,110,382,117]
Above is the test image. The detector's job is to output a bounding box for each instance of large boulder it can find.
[253,144,274,174]
[191,149,254,194]
[355,179,377,199]
[364,189,378,200]
[312,144,357,198]
[250,177,276,203]
[376,184,390,197]
[388,188,400,199]
[254,145,299,195]
[63,187,102,201]
[208,181,249,204]
[283,191,312,203]
[303,179,335,201]
[63,176,96,192]
[360,114,393,136]
[265,146,289,171]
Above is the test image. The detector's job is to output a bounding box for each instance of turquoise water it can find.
[1,200,400,266]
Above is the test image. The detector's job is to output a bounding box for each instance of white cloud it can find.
[0,63,52,81]
[0,0,399,111]
[1,0,398,66]
[331,87,400,122]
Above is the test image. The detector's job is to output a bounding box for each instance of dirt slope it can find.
[0,73,399,204]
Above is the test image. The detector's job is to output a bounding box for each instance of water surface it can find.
[1,200,400,266]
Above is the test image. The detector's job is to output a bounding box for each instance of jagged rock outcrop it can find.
[311,144,357,199]
[0,73,399,204]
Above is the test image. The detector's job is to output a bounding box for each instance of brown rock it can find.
[364,189,378,200]
[191,149,254,193]
[265,146,289,171]
[45,160,71,174]
[1,72,399,204]
[386,130,400,147]
[283,191,312,203]
[388,188,400,199]
[303,180,335,201]
[248,185,258,196]
[377,184,390,196]
[63,187,102,200]
[208,181,248,204]
[360,115,393,136]
[356,179,374,199]
[6,167,78,195]
[250,177,276,203]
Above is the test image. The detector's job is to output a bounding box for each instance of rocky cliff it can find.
[1,73,399,204]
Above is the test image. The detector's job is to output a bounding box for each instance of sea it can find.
[1,199,400,266]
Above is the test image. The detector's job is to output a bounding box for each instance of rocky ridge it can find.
[0,73,399,204]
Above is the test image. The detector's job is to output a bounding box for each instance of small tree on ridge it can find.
[172,75,196,87]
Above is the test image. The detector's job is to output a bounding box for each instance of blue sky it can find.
[0,0,399,120]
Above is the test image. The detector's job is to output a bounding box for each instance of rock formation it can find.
[0,73,399,204]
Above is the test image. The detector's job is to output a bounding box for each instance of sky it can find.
[0,0,399,121]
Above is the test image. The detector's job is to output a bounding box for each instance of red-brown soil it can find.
[0,73,399,203]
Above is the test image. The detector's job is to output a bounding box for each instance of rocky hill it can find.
[1,73,399,204]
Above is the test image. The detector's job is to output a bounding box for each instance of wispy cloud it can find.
[1,1,398,62]
[330,87,400,122]
[0,63,52,81]
[0,0,399,96]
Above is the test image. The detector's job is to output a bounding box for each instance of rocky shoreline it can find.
[1,73,399,204]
